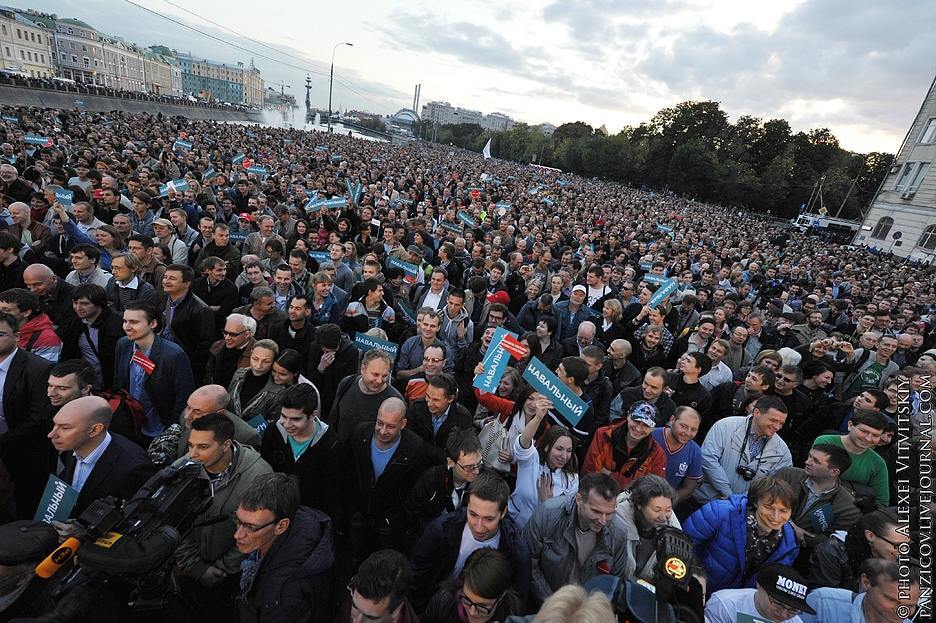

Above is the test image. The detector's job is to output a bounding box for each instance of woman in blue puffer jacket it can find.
[683,475,799,595]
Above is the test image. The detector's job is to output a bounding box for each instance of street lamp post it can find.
[327,42,353,133]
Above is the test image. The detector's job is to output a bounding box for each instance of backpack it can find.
[95,388,146,445]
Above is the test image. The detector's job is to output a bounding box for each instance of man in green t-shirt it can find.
[813,409,889,507]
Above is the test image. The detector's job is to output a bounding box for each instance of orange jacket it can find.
[582,420,667,490]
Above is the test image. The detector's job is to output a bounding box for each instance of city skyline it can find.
[14,0,936,154]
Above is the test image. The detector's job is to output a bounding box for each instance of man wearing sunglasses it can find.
[204,313,256,388]
[235,473,334,623]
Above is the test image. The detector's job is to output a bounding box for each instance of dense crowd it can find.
[0,104,931,623]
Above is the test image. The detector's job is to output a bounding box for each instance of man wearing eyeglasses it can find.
[403,343,447,404]
[204,313,256,388]
[337,549,420,623]
[234,473,334,623]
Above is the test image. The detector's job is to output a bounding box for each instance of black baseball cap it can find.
[757,563,816,615]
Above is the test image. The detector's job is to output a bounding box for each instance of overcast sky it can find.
[21,0,936,153]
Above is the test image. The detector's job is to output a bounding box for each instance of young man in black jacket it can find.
[234,473,334,623]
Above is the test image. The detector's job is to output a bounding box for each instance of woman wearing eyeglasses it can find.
[683,475,800,596]
[422,549,520,623]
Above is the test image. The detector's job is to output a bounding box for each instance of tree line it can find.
[416,100,894,220]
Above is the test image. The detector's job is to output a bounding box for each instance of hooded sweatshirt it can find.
[17,313,62,362]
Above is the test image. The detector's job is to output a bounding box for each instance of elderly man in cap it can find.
[555,284,598,341]
[706,563,815,623]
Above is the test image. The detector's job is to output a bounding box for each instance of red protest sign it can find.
[470,189,480,200]
[500,334,527,360]
[242,159,253,169]
[179,132,188,139]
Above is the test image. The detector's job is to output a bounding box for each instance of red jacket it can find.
[582,419,667,490]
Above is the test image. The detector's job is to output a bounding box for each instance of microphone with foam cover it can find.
[35,537,81,578]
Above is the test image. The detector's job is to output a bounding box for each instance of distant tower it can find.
[304,75,313,124]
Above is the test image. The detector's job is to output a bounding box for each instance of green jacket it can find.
[173,443,273,578]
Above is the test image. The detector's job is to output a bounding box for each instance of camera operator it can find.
[48,395,153,528]
[173,413,272,623]
[234,473,334,623]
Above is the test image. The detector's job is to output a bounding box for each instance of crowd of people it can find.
[0,104,930,623]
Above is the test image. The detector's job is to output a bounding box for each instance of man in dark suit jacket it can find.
[344,397,428,568]
[0,311,54,517]
[405,374,473,464]
[57,284,124,389]
[114,301,196,440]
[560,320,605,358]
[158,264,215,383]
[48,395,154,519]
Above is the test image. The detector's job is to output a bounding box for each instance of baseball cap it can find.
[486,290,510,305]
[406,244,423,256]
[571,284,587,295]
[152,218,173,229]
[237,213,253,222]
[628,401,658,428]
[757,564,816,615]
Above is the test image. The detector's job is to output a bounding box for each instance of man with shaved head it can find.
[48,395,153,521]
[23,263,77,327]
[146,384,261,466]
[603,338,641,394]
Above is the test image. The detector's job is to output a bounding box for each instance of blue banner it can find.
[542,198,554,207]
[246,414,270,435]
[202,168,216,181]
[345,179,364,204]
[648,279,678,309]
[304,195,325,213]
[24,134,52,146]
[656,224,673,233]
[173,139,193,151]
[355,332,399,358]
[474,328,518,392]
[158,179,191,198]
[246,165,268,176]
[439,220,462,234]
[397,300,416,325]
[320,197,346,209]
[495,202,512,211]
[456,211,477,228]
[643,274,668,284]
[388,256,419,282]
[308,250,330,264]
[639,262,652,271]
[2,115,17,123]
[232,153,246,165]
[522,357,588,427]
[33,475,78,524]
[314,145,328,152]
[50,186,73,208]
[330,155,343,163]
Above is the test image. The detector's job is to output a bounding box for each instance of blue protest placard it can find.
[320,197,346,209]
[495,202,512,211]
[388,257,419,283]
[24,134,52,146]
[304,196,325,213]
[474,328,518,392]
[542,198,554,207]
[202,168,216,181]
[2,115,17,123]
[173,139,192,151]
[643,274,668,284]
[246,415,270,435]
[246,165,268,176]
[345,179,364,204]
[639,262,652,271]
[648,279,678,309]
[308,250,330,264]
[397,300,416,325]
[33,474,78,524]
[456,211,477,228]
[158,179,190,198]
[522,357,589,427]
[656,224,673,233]
[232,153,246,165]
[439,220,462,235]
[50,186,73,208]
[330,155,343,163]
[314,145,328,152]
[355,332,399,358]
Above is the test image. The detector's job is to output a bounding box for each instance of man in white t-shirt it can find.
[706,563,814,623]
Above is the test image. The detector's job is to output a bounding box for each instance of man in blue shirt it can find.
[802,558,919,623]
[651,406,703,508]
